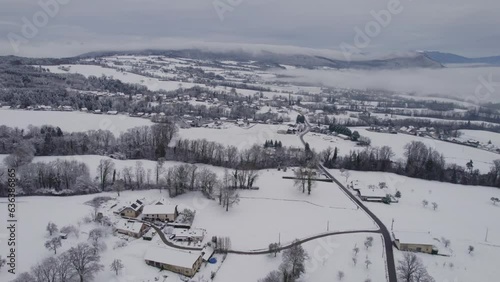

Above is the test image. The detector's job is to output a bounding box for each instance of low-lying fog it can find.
[277,65,500,104]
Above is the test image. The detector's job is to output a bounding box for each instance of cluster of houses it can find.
[112,198,213,278]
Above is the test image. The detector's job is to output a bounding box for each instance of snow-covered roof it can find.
[393,231,437,246]
[126,199,144,212]
[144,247,201,269]
[202,245,215,261]
[115,219,145,234]
[358,188,388,198]
[173,228,205,239]
[142,204,177,215]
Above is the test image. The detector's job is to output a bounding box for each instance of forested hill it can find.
[0,57,151,109]
[0,55,76,66]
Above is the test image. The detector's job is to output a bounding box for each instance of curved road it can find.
[227,229,379,255]
[299,115,397,282]
[139,116,397,281]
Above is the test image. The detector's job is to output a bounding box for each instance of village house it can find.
[117,199,145,218]
[393,231,439,255]
[142,204,179,222]
[355,188,389,202]
[171,228,206,243]
[114,219,148,238]
[144,247,203,277]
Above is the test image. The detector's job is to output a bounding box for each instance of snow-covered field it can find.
[329,169,500,282]
[178,124,304,150]
[216,233,386,282]
[0,109,153,136]
[46,64,202,92]
[355,128,500,173]
[458,129,500,147]
[0,157,378,281]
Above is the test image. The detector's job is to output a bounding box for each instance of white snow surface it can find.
[0,109,153,136]
[329,169,500,282]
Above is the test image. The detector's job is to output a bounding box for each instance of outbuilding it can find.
[142,204,179,222]
[144,247,203,277]
[393,231,439,254]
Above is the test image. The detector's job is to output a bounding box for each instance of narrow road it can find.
[298,115,398,282]
[228,229,379,255]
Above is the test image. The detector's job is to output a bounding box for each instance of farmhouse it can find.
[144,247,203,277]
[118,199,145,218]
[355,188,389,202]
[171,228,206,243]
[142,204,179,222]
[114,219,148,238]
[393,231,439,255]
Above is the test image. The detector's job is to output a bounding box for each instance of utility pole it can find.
[391,218,395,231]
[485,227,489,242]
[327,221,329,232]
[279,233,281,245]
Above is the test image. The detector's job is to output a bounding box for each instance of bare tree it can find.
[294,166,307,193]
[340,169,350,184]
[280,240,309,279]
[3,141,35,168]
[122,166,133,188]
[222,185,240,212]
[57,252,76,282]
[88,228,107,254]
[155,157,165,186]
[353,245,360,256]
[441,237,451,248]
[305,165,317,195]
[491,197,500,205]
[352,256,357,266]
[365,258,372,269]
[97,159,115,191]
[45,237,62,254]
[46,222,58,236]
[134,161,145,190]
[259,270,281,282]
[397,252,434,282]
[422,200,429,208]
[198,168,219,197]
[11,272,36,282]
[113,179,125,197]
[337,271,345,280]
[432,202,438,211]
[31,256,58,282]
[364,236,373,250]
[61,225,80,239]
[110,259,124,275]
[68,243,104,282]
[269,243,280,257]
[468,245,475,254]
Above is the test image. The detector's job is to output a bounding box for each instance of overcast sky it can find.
[0,0,499,58]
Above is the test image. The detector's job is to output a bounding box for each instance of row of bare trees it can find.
[4,159,96,196]
[321,141,500,188]
[13,243,103,282]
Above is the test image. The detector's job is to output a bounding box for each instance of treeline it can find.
[322,141,500,188]
[13,160,96,196]
[0,61,152,108]
[170,138,305,169]
[0,122,305,168]
[0,123,177,160]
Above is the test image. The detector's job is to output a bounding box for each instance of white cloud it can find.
[0,0,499,57]
[276,66,500,103]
